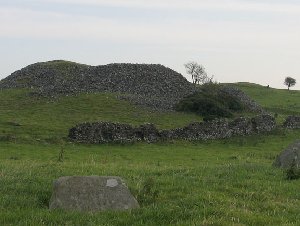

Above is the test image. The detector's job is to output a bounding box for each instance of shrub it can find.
[175,84,243,119]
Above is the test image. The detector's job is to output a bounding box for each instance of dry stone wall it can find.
[69,114,276,144]
[283,115,300,129]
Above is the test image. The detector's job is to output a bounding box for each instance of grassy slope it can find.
[233,82,300,122]
[0,89,201,142]
[0,85,300,225]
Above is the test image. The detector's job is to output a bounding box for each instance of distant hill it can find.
[0,60,195,110]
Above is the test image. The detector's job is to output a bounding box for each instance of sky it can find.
[0,0,299,89]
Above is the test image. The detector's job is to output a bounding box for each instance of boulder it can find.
[273,140,300,168]
[49,176,139,212]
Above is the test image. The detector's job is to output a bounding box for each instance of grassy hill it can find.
[233,82,300,120]
[0,89,201,142]
[0,84,300,225]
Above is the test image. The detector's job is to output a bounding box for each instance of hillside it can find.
[0,60,195,110]
[1,81,300,225]
[232,82,300,121]
[0,89,202,143]
[0,82,299,143]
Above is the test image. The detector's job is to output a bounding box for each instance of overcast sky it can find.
[1,0,299,89]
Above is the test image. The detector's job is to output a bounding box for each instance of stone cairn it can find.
[0,61,195,111]
[0,60,264,112]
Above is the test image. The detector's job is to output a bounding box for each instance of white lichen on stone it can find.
[106,179,118,187]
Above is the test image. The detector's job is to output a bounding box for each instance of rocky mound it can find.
[220,86,265,113]
[0,60,195,110]
[0,60,265,112]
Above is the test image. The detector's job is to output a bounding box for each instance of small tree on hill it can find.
[184,62,213,85]
[284,77,296,90]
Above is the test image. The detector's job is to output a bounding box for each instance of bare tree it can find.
[284,77,296,90]
[184,62,213,84]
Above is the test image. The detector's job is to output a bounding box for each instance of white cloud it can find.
[0,3,299,88]
[1,6,299,48]
[39,0,300,13]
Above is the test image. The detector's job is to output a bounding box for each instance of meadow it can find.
[0,84,299,225]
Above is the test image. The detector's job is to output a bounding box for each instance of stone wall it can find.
[69,114,276,144]
[283,115,300,129]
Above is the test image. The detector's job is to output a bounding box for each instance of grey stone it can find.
[273,140,300,168]
[49,176,139,212]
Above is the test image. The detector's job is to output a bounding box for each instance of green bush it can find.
[175,84,243,119]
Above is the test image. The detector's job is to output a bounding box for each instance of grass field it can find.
[233,83,300,123]
[0,84,300,225]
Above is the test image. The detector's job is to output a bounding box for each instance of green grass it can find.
[1,131,300,225]
[0,89,201,142]
[0,84,300,225]
[232,82,300,122]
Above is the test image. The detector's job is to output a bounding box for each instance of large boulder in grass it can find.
[49,176,139,212]
[273,140,300,168]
